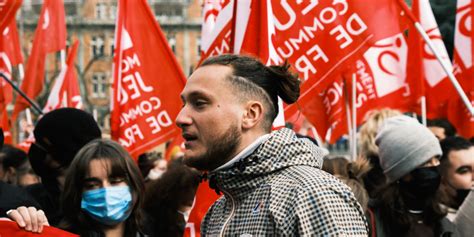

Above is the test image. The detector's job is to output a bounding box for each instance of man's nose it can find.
[175,106,192,128]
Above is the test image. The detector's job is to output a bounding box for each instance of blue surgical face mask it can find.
[81,186,133,226]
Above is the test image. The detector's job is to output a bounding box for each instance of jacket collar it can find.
[208,128,325,198]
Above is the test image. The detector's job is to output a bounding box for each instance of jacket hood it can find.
[209,128,327,196]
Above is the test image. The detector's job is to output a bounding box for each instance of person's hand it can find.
[6,206,49,233]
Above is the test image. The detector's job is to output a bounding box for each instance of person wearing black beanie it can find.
[25,108,102,226]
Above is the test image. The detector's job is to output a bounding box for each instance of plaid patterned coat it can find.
[201,128,368,236]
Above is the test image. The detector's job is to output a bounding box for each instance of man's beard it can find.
[184,123,241,171]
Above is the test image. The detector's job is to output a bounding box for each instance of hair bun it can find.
[268,61,300,104]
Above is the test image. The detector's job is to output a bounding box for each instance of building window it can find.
[64,3,78,17]
[92,73,107,98]
[109,4,117,20]
[197,38,201,55]
[168,37,176,53]
[154,3,184,21]
[91,36,104,57]
[96,3,107,19]
[109,37,115,56]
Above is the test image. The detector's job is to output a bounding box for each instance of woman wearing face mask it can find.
[369,116,458,237]
[60,139,149,237]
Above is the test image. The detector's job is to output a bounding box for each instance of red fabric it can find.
[111,0,186,159]
[449,0,474,138]
[286,10,410,142]
[448,93,474,139]
[291,0,410,142]
[405,0,455,118]
[1,108,12,144]
[12,0,66,119]
[199,0,410,143]
[62,41,82,109]
[0,0,22,31]
[0,18,22,113]
[1,18,23,65]
[0,220,78,237]
[183,181,221,237]
[199,0,233,64]
[43,40,82,112]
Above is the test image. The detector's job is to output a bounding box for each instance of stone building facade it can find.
[17,0,202,136]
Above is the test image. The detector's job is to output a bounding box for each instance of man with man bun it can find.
[176,54,368,236]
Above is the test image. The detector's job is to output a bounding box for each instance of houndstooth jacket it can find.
[201,128,368,236]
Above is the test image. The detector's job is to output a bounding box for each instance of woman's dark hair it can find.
[137,151,163,178]
[144,161,201,236]
[60,139,146,236]
[375,180,446,235]
[201,54,301,130]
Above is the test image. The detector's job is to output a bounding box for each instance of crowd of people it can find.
[0,54,472,236]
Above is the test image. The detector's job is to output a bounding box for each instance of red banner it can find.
[12,0,66,118]
[406,0,454,118]
[183,181,221,237]
[199,0,410,143]
[200,0,233,62]
[450,0,474,138]
[1,108,12,144]
[281,1,409,142]
[0,0,21,31]
[111,0,186,158]
[0,19,22,112]
[0,220,78,237]
[43,40,82,113]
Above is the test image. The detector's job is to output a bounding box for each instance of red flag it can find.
[347,32,412,123]
[111,0,186,158]
[199,0,233,62]
[0,19,23,112]
[1,18,23,65]
[448,94,474,139]
[217,0,410,142]
[1,108,12,144]
[0,0,22,31]
[0,220,78,237]
[406,0,454,118]
[43,40,82,113]
[276,1,410,142]
[450,0,474,138]
[12,0,66,118]
[183,181,221,237]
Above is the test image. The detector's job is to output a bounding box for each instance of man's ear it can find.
[242,101,264,129]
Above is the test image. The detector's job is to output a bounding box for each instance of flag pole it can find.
[0,72,43,115]
[60,49,66,68]
[421,96,427,126]
[398,0,474,117]
[343,77,353,158]
[351,73,357,160]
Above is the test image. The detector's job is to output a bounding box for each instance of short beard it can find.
[184,123,241,171]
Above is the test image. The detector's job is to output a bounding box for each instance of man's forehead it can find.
[181,65,233,95]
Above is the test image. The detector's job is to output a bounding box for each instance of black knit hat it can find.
[31,108,101,168]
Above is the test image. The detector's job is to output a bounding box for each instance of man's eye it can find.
[193,100,207,108]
